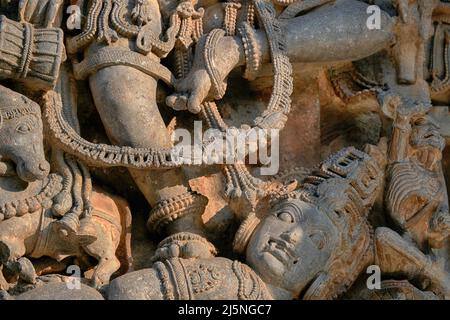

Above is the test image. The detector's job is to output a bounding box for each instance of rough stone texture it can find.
[13,283,104,300]
[1,0,450,300]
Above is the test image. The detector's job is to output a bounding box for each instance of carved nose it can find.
[280,229,301,245]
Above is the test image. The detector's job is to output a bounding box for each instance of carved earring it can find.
[302,272,330,300]
[309,230,327,250]
[233,212,261,254]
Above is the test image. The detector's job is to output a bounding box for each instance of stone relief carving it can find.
[0,0,449,300]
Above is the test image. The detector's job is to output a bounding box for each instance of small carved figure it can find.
[382,96,450,250]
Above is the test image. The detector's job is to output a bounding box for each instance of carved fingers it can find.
[167,69,212,114]
[19,0,63,27]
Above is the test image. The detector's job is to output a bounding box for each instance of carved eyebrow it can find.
[279,202,305,222]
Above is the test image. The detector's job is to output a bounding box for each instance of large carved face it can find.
[245,199,339,296]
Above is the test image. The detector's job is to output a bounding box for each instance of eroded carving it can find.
[0,0,449,301]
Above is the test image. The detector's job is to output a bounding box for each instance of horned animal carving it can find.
[0,86,131,290]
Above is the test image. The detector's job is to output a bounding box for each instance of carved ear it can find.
[379,93,401,120]
[0,113,3,130]
[76,234,97,247]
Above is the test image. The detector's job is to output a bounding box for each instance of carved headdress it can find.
[234,147,385,299]
[0,85,40,131]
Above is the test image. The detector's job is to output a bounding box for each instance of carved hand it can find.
[131,0,152,26]
[166,35,245,114]
[18,0,63,27]
[167,68,212,114]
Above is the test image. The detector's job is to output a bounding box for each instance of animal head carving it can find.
[0,85,49,182]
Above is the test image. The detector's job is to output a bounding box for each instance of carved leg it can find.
[79,221,120,288]
[90,256,121,289]
[0,241,36,284]
[89,65,205,236]
[280,0,395,64]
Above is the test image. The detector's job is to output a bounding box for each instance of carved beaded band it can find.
[223,2,242,36]
[237,22,262,81]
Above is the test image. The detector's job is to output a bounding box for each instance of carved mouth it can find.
[415,129,443,150]
[15,161,48,182]
[0,159,16,177]
[265,238,296,265]
[422,131,438,140]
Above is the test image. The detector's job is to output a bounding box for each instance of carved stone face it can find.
[246,199,339,295]
[410,115,445,170]
[410,115,445,151]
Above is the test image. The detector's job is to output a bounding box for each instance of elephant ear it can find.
[0,112,3,130]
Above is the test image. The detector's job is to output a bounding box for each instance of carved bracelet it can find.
[237,22,262,81]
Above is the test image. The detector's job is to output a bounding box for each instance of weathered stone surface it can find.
[14,282,104,300]
[1,0,450,301]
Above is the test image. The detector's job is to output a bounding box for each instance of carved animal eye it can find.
[414,117,426,126]
[277,211,294,223]
[16,122,32,133]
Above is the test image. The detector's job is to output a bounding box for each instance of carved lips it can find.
[264,237,296,266]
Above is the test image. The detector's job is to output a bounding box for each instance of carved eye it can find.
[277,211,294,223]
[16,122,32,133]
[414,117,426,126]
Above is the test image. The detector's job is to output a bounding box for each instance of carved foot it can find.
[91,257,121,291]
[151,232,217,262]
[5,258,37,285]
